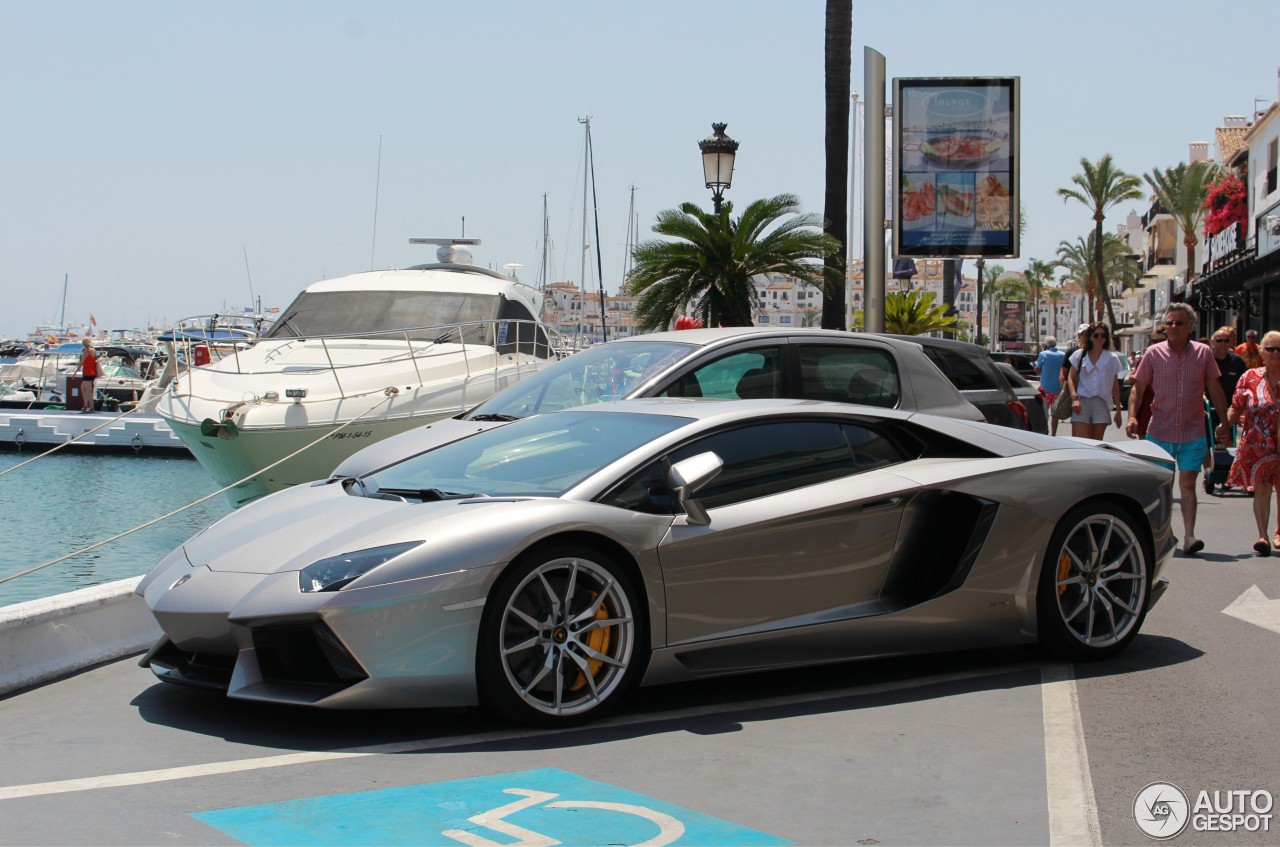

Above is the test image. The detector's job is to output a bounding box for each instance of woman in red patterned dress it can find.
[1226,330,1280,555]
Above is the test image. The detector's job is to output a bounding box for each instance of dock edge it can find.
[0,577,158,696]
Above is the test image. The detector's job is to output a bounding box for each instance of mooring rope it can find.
[0,388,400,586]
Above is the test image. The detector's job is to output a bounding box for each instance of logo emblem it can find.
[1134,782,1190,839]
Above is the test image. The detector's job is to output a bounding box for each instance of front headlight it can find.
[298,542,423,593]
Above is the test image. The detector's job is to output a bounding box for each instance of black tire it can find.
[476,544,647,726]
[1036,503,1150,661]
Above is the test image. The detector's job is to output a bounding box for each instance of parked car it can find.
[990,351,1039,381]
[137,397,1174,724]
[1116,352,1134,406]
[882,335,1032,431]
[994,361,1048,434]
[332,328,984,477]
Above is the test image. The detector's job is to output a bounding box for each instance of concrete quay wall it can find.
[0,576,157,696]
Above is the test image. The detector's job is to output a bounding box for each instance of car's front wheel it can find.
[477,544,646,726]
[1037,503,1150,660]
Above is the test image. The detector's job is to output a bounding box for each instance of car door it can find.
[641,419,920,649]
[792,342,901,408]
[654,344,786,400]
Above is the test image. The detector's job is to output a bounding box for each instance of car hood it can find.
[183,481,522,576]
[329,417,503,478]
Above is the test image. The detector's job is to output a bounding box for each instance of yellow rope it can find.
[0,389,399,586]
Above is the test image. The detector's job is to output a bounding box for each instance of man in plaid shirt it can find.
[1126,302,1230,556]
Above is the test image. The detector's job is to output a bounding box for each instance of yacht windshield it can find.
[266,290,500,339]
[367,410,690,498]
[466,339,695,419]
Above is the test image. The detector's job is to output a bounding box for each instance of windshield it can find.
[266,290,501,339]
[367,410,690,497]
[466,339,695,419]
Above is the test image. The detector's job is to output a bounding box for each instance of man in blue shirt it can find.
[1035,336,1067,435]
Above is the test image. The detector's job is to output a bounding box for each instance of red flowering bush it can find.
[1202,171,1247,236]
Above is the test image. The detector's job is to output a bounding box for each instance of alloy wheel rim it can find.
[499,557,634,716]
[1054,515,1147,648]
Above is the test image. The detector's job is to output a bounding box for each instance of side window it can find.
[923,347,998,392]
[659,347,784,400]
[602,420,910,513]
[799,345,900,408]
[666,421,854,509]
[842,424,908,471]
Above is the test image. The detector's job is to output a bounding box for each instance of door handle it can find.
[860,496,903,511]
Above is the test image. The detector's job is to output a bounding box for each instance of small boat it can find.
[0,343,155,410]
[157,241,558,505]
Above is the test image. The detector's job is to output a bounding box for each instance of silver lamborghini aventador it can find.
[137,398,1175,726]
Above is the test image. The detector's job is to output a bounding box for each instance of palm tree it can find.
[1056,231,1138,321]
[1044,286,1067,339]
[976,262,1005,346]
[941,260,958,339]
[627,194,840,330]
[821,0,852,330]
[853,290,957,335]
[1023,258,1056,346]
[1057,155,1143,330]
[1144,160,1219,284]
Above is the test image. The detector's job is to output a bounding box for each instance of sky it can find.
[2,0,1278,338]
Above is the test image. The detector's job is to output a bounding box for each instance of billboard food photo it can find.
[894,77,1019,258]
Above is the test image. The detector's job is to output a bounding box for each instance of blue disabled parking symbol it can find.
[193,767,791,846]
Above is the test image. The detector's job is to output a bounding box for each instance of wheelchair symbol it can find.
[442,787,686,847]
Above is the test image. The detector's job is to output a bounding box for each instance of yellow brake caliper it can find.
[1057,550,1072,596]
[570,594,611,692]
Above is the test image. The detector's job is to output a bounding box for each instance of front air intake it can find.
[252,622,367,687]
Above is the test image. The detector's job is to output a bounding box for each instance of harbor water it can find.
[0,451,235,607]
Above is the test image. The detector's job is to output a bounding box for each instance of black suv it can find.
[989,351,1039,380]
[883,335,1032,431]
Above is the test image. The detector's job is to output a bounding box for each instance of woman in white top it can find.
[1067,321,1124,439]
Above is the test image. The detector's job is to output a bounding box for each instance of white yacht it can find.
[157,243,557,505]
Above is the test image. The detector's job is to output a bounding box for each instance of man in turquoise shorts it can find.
[1126,302,1230,556]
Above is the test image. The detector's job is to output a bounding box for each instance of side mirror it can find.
[669,451,723,526]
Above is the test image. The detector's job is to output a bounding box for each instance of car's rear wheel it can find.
[477,544,645,726]
[1037,503,1150,660]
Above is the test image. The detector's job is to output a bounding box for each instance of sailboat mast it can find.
[578,116,591,347]
[586,121,609,344]
[623,184,638,283]
[538,192,550,292]
[59,274,68,328]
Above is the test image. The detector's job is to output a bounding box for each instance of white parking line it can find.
[0,661,1043,801]
[1041,663,1102,847]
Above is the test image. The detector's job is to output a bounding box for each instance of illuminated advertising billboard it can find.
[893,77,1020,259]
[998,300,1026,343]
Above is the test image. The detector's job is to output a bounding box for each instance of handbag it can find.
[1053,349,1083,418]
[1054,388,1073,419]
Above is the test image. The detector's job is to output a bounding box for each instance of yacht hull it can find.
[166,413,443,505]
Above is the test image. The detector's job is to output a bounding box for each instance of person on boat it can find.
[78,337,98,413]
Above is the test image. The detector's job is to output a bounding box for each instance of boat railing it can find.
[171,317,556,403]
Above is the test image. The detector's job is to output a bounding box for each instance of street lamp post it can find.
[698,122,738,213]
